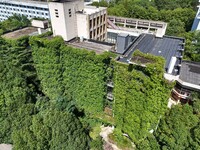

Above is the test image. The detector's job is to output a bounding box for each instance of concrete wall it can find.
[49,2,68,40]
[49,0,84,41]
[77,13,89,39]
[88,8,107,41]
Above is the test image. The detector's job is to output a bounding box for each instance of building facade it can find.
[49,0,107,41]
[191,0,200,30]
[0,0,49,21]
[171,61,200,103]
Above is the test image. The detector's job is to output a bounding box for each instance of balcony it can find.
[107,80,114,88]
[172,87,191,99]
[107,92,114,100]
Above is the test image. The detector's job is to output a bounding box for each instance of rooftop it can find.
[84,6,106,14]
[179,61,200,89]
[2,27,47,39]
[76,6,106,15]
[118,34,185,73]
[67,39,114,54]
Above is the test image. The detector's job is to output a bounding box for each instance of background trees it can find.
[0,14,30,34]
[100,0,196,35]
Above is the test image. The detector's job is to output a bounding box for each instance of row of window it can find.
[0,13,48,18]
[0,13,49,19]
[0,7,48,12]
[54,8,72,18]
[89,14,106,28]
[0,10,48,16]
[0,3,48,11]
[90,26,106,38]
[90,33,106,41]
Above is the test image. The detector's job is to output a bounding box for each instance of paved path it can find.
[100,126,121,150]
[0,144,12,150]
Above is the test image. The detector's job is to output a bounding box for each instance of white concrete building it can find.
[49,0,107,41]
[191,0,200,30]
[0,0,50,21]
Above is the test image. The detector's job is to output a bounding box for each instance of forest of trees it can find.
[0,0,200,149]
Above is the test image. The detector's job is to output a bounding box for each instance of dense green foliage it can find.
[0,36,34,143]
[182,31,200,61]
[0,14,30,34]
[155,104,199,149]
[113,51,171,142]
[12,108,90,150]
[30,36,111,116]
[0,36,90,149]
[136,93,200,150]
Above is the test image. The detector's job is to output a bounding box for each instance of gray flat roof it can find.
[179,61,200,86]
[67,40,114,54]
[120,34,184,73]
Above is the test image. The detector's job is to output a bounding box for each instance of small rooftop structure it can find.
[31,20,49,29]
[178,61,200,91]
[118,34,185,75]
[116,33,131,54]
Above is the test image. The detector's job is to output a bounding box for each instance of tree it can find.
[166,19,185,36]
[155,104,199,149]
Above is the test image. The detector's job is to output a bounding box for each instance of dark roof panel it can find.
[179,61,200,86]
[119,34,185,74]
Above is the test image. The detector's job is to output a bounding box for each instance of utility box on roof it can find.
[31,20,49,29]
[116,33,129,54]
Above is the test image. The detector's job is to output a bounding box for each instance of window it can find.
[68,8,71,17]
[55,9,59,18]
[89,20,92,29]
[90,31,92,39]
[97,17,99,25]
[93,29,96,37]
[93,18,96,27]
